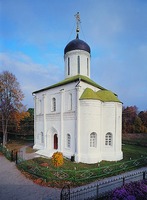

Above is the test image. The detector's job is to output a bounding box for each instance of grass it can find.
[5,140,147,168]
[25,144,147,170]
[5,138,147,161]
[5,139,36,154]
[122,144,147,160]
[16,144,147,187]
[122,133,147,147]
[6,140,26,151]
[3,140,147,187]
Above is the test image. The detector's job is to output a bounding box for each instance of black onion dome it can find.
[64,37,91,54]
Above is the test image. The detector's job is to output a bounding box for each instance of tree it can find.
[122,106,138,133]
[9,109,30,137]
[0,71,24,146]
[19,108,34,136]
[138,111,147,133]
[122,106,147,134]
[138,111,147,127]
[134,116,142,133]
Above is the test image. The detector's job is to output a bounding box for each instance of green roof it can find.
[33,75,106,93]
[80,88,121,103]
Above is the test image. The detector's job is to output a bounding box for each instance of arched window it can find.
[105,132,112,146]
[67,133,71,148]
[68,57,70,75]
[77,56,80,74]
[52,97,56,111]
[68,93,72,111]
[90,132,97,148]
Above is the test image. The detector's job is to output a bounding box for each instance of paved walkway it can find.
[19,145,39,160]
[0,155,61,200]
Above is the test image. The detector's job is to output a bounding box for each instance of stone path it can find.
[19,145,39,160]
[0,155,61,200]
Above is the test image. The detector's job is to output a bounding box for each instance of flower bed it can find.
[106,180,147,200]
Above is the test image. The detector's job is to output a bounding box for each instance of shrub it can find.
[52,152,63,167]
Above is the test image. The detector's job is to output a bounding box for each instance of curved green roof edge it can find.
[80,88,122,103]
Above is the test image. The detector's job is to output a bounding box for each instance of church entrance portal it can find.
[54,134,58,149]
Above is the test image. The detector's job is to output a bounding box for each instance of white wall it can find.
[64,50,90,78]
[80,100,102,163]
[79,99,123,163]
[33,80,123,163]
[33,82,77,158]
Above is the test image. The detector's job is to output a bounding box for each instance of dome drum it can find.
[64,49,90,78]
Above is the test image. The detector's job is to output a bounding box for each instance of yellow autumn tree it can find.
[52,152,64,167]
[0,71,24,146]
[10,110,30,132]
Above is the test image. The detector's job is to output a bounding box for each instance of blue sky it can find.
[0,0,147,111]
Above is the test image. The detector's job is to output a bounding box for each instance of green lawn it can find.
[5,140,147,170]
[122,144,147,160]
[122,133,147,147]
[16,144,147,187]
[3,140,146,187]
[28,144,147,170]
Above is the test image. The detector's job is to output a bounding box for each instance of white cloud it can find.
[1,0,147,111]
[0,52,63,108]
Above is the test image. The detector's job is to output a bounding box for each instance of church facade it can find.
[33,16,123,163]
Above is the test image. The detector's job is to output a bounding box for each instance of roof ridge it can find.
[33,75,106,94]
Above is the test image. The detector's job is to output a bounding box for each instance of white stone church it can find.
[33,14,123,163]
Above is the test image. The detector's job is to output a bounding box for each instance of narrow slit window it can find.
[52,97,56,111]
[67,133,71,148]
[68,93,72,110]
[77,56,80,74]
[68,57,70,75]
[38,99,42,114]
[87,58,89,76]
[41,132,44,143]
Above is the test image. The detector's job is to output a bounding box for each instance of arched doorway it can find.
[54,134,58,149]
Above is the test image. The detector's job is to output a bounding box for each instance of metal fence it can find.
[0,143,23,164]
[14,156,147,184]
[0,143,147,184]
[0,143,147,199]
[0,144,11,160]
[61,170,147,200]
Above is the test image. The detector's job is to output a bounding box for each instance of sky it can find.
[0,0,147,111]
